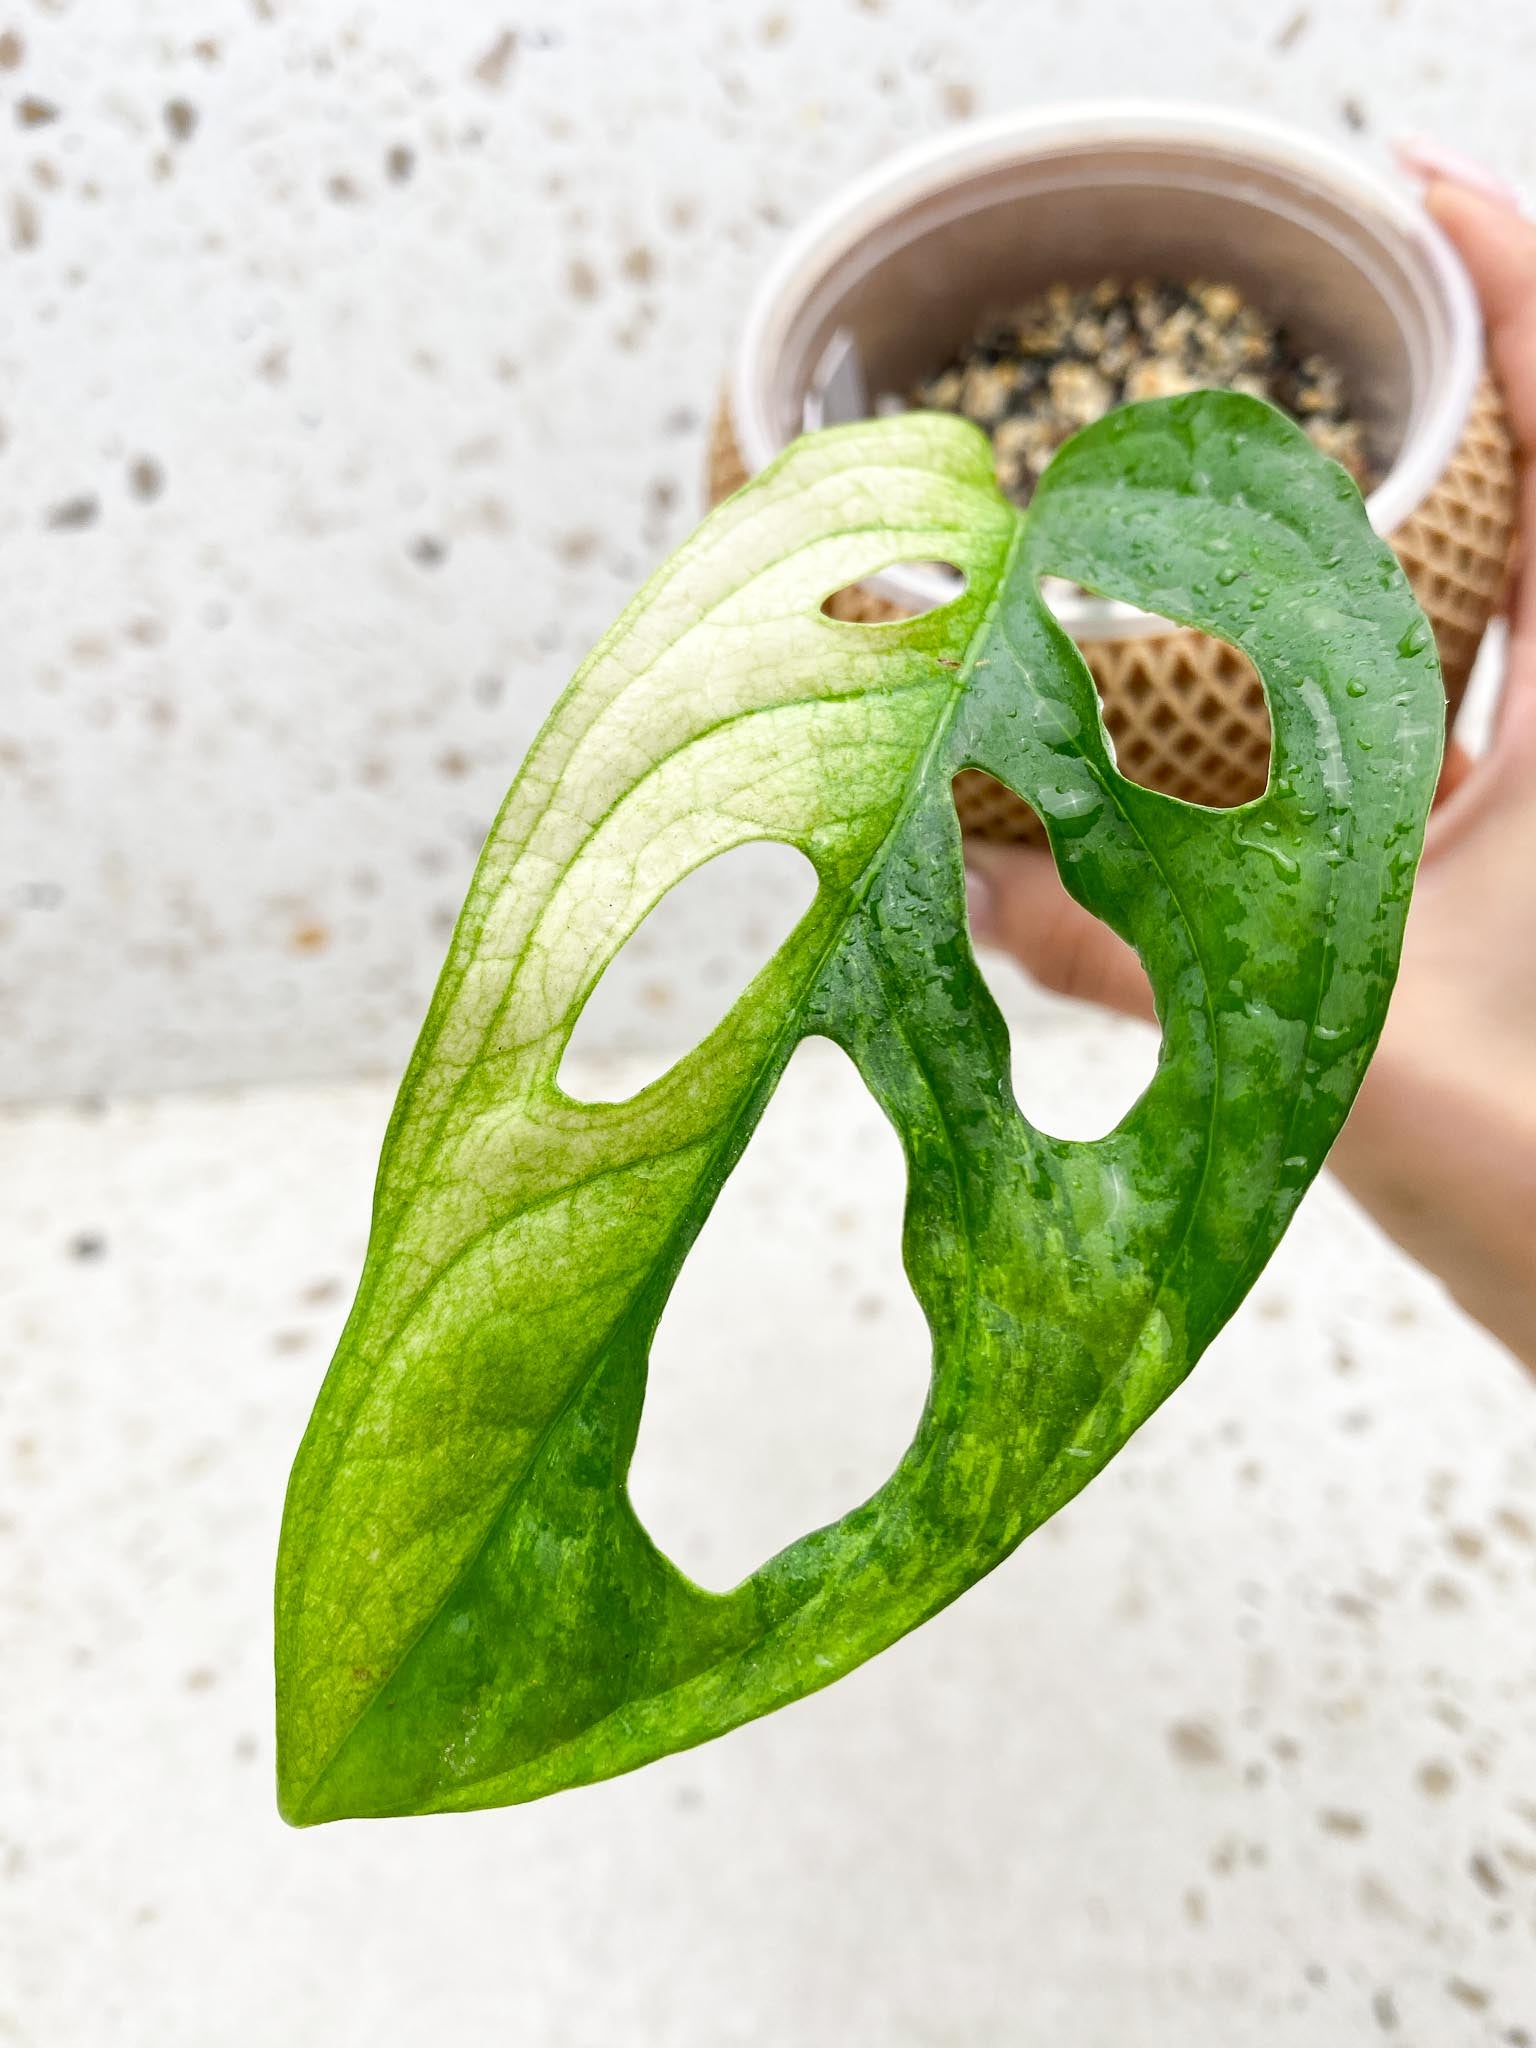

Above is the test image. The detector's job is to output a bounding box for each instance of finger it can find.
[1392,153,1536,809]
[1423,179,1536,451]
[1434,739,1476,808]
[964,846,1156,1022]
[1424,631,1536,857]
[1416,179,1536,640]
[1394,137,1524,212]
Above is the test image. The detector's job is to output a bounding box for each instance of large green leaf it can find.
[275,394,1441,1823]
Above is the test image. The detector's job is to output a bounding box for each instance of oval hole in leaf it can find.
[958,787,1162,1143]
[558,840,818,1103]
[821,560,966,624]
[1090,626,1272,810]
[627,1035,931,1593]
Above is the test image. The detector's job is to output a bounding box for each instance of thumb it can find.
[964,845,1156,1022]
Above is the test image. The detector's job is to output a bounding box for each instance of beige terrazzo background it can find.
[2,3,1534,2045]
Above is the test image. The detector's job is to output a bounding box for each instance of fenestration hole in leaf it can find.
[558,840,818,1103]
[820,560,966,624]
[627,1034,931,1594]
[1088,628,1273,810]
[961,802,1161,1143]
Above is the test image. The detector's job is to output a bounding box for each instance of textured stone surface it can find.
[3,1010,1534,2046]
[4,0,1536,1100]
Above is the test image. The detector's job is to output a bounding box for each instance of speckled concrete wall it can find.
[4,0,1534,1102]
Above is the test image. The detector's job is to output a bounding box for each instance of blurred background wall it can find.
[4,0,1535,1102]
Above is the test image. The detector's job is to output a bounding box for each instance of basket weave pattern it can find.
[707,380,1518,842]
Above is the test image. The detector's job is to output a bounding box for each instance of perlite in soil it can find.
[913,277,1376,508]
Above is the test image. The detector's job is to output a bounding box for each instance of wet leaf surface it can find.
[276,395,1441,1822]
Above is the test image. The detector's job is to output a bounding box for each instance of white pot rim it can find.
[730,100,1483,638]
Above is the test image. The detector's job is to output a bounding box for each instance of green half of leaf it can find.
[275,393,1442,1823]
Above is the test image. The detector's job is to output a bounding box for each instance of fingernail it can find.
[964,862,997,943]
[1394,135,1523,210]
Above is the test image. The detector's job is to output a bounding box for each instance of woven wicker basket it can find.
[707,379,1518,840]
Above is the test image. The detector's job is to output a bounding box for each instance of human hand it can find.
[964,150,1536,1371]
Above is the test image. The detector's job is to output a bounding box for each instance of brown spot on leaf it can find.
[0,31,23,68]
[1416,1758,1455,1799]
[16,95,58,127]
[1319,1808,1368,1838]
[128,456,164,502]
[567,256,600,301]
[163,98,198,142]
[385,143,414,182]
[289,920,330,954]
